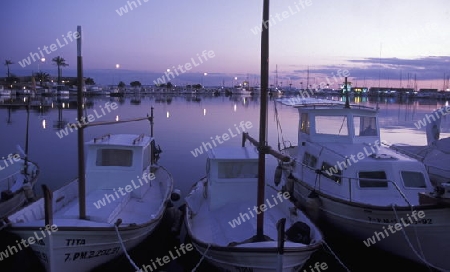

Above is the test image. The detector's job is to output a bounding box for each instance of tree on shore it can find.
[130,81,141,87]
[85,77,95,85]
[34,72,50,87]
[4,60,13,78]
[52,56,69,84]
[118,81,126,88]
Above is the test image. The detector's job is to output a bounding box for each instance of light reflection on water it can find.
[1,93,449,271]
[0,94,449,198]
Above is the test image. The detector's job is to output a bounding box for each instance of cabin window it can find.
[300,113,310,134]
[321,162,341,184]
[315,115,348,136]
[302,152,317,169]
[401,171,426,188]
[359,171,388,188]
[96,149,133,167]
[354,116,378,136]
[218,162,258,179]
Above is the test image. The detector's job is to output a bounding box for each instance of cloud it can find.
[289,56,450,82]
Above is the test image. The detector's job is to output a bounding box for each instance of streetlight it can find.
[234,77,237,87]
[202,72,207,87]
[114,64,120,86]
[38,58,45,72]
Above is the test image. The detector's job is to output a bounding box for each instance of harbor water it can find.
[0,93,448,272]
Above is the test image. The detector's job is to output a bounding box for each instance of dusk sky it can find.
[2,0,449,88]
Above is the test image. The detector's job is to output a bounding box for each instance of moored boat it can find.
[276,91,450,270]
[185,146,323,271]
[184,2,324,271]
[2,25,176,272]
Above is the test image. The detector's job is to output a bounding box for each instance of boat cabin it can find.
[84,134,156,198]
[206,146,259,210]
[287,100,434,206]
[295,102,380,145]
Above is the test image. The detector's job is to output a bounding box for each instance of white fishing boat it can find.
[5,133,174,272]
[3,26,176,272]
[0,154,38,219]
[185,146,323,271]
[276,88,450,271]
[185,2,323,271]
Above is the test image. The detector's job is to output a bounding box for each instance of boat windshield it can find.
[354,116,378,136]
[315,115,348,136]
[217,162,258,179]
[96,149,133,167]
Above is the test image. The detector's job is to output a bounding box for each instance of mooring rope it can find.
[114,219,140,271]
[391,204,449,272]
[191,243,211,272]
[322,240,351,272]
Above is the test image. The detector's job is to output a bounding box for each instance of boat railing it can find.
[93,133,111,143]
[293,102,377,111]
[132,133,145,145]
[0,172,19,191]
[299,161,413,205]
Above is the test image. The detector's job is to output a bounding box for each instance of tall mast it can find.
[275,64,278,89]
[306,66,309,90]
[77,25,86,219]
[256,0,270,241]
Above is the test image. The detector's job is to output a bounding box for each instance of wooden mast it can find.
[76,25,86,219]
[256,0,270,241]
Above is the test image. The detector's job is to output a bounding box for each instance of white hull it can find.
[191,241,317,272]
[286,165,450,271]
[6,163,173,272]
[9,224,157,272]
[185,176,323,272]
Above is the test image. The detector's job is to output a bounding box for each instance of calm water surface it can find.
[0,93,448,272]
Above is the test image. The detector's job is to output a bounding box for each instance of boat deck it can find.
[186,182,321,248]
[7,166,172,228]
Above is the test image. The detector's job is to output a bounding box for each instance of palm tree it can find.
[52,56,69,84]
[4,60,13,78]
[34,72,50,87]
[85,77,95,85]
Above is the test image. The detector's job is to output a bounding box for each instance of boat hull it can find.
[8,224,159,272]
[5,163,173,272]
[185,177,323,272]
[191,240,318,272]
[289,175,450,271]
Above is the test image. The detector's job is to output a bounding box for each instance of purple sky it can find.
[1,0,449,88]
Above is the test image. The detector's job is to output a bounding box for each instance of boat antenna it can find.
[344,77,350,109]
[23,93,31,179]
[255,0,270,242]
[76,25,87,219]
